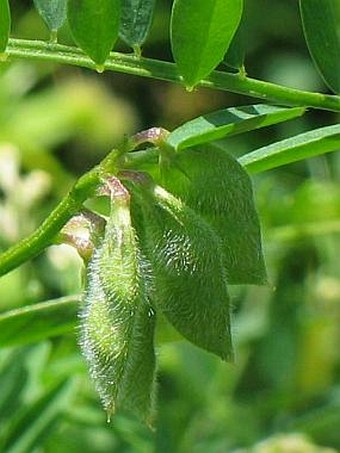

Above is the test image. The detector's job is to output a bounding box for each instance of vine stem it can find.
[1,39,340,277]
[0,169,101,276]
[5,38,340,112]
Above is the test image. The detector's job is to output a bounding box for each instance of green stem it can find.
[6,38,340,112]
[0,145,124,276]
[1,38,340,278]
[0,167,101,277]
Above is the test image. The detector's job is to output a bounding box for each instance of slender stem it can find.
[0,144,125,277]
[6,38,340,112]
[0,167,101,277]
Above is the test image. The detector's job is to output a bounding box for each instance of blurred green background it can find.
[0,1,340,451]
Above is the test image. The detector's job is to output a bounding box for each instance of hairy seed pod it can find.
[80,178,156,422]
[127,175,233,361]
[159,144,267,285]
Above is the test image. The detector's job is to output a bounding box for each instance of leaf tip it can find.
[95,64,106,74]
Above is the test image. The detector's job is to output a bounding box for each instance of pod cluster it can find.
[79,145,266,422]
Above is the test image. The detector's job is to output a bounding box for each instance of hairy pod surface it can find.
[159,144,267,285]
[127,177,233,361]
[299,0,340,95]
[80,179,156,422]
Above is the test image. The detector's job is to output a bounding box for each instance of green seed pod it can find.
[126,175,233,361]
[159,144,267,285]
[80,177,156,422]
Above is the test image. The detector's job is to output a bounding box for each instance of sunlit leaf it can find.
[299,0,340,94]
[238,124,340,173]
[0,296,79,348]
[166,104,305,151]
[170,0,243,88]
[67,0,121,66]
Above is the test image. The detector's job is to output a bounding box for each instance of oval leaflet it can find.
[119,0,156,55]
[170,0,243,88]
[67,0,121,66]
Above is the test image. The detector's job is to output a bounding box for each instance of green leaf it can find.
[67,0,121,66]
[0,351,29,423]
[166,104,305,151]
[33,0,67,32]
[0,296,79,348]
[81,178,156,422]
[0,379,75,453]
[223,6,246,70]
[119,0,156,54]
[0,0,10,53]
[159,145,267,285]
[299,0,340,94]
[129,178,233,361]
[170,0,243,88]
[238,124,340,174]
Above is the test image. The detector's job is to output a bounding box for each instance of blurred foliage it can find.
[0,0,340,451]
